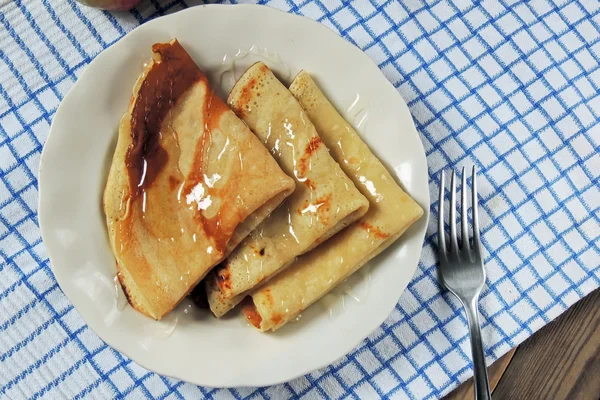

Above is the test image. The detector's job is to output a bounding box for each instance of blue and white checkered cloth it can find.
[1,0,599,398]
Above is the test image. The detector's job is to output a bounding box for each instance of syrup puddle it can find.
[111,274,184,349]
[346,93,370,132]
[139,313,179,350]
[216,45,292,96]
[113,275,128,311]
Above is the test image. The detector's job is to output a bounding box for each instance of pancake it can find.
[203,63,369,316]
[243,71,423,331]
[103,40,295,320]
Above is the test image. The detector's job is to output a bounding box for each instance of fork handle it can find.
[464,298,492,400]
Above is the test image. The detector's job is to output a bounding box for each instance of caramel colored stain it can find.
[304,179,316,190]
[297,136,323,177]
[234,77,257,118]
[306,136,322,156]
[216,264,233,292]
[297,194,332,225]
[184,86,233,255]
[345,156,361,165]
[359,222,390,240]
[186,85,228,186]
[271,313,283,326]
[126,40,204,198]
[168,175,181,190]
[263,288,274,306]
[316,194,332,216]
[196,212,230,255]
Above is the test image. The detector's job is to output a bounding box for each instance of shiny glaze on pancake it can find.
[127,42,205,197]
[104,41,295,319]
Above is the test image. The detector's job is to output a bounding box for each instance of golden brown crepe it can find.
[204,63,369,317]
[243,71,423,331]
[103,41,294,320]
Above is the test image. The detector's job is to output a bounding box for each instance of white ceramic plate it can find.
[39,4,429,388]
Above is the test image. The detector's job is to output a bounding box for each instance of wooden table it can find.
[444,288,600,400]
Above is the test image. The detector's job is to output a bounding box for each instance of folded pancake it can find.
[243,71,424,331]
[103,41,295,320]
[204,63,369,316]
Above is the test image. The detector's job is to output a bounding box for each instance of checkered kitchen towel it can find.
[1,0,599,399]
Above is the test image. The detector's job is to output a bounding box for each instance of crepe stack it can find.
[204,63,370,316]
[103,41,295,320]
[242,71,424,331]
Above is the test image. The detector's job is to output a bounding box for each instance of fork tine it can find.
[438,170,446,253]
[461,167,469,249]
[449,170,459,253]
[472,166,481,251]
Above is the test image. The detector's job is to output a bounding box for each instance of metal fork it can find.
[438,167,491,400]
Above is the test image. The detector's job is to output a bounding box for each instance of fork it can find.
[438,167,491,400]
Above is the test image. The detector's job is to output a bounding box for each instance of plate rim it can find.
[38,3,430,388]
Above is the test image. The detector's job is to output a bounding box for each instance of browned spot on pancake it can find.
[198,194,245,254]
[259,63,269,73]
[242,302,262,328]
[304,179,316,190]
[205,92,230,133]
[233,77,256,118]
[186,86,229,186]
[297,199,311,215]
[116,271,132,303]
[359,222,390,240]
[184,92,241,254]
[297,194,332,224]
[126,40,205,198]
[316,194,332,225]
[168,175,181,190]
[297,136,323,177]
[306,136,322,157]
[191,207,229,255]
[182,88,236,255]
[116,268,152,318]
[316,194,331,213]
[216,264,232,292]
[271,313,283,326]
[185,82,210,187]
[263,289,274,306]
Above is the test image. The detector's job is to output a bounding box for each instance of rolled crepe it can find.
[204,63,369,316]
[243,71,424,331]
[103,41,295,320]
